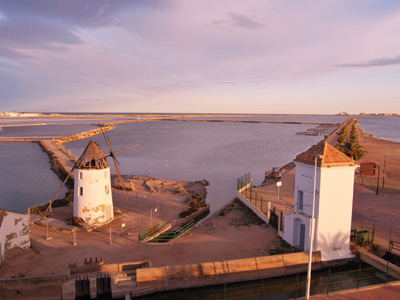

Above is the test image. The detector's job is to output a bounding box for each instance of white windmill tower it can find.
[73,139,113,224]
[39,127,139,225]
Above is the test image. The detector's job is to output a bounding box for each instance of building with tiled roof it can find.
[284,140,358,261]
[295,141,356,167]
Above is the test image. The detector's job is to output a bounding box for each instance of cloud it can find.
[0,0,173,27]
[335,55,400,68]
[210,12,266,30]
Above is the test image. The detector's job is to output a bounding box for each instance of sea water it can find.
[0,115,348,213]
[0,142,68,212]
[359,116,400,143]
[64,120,325,213]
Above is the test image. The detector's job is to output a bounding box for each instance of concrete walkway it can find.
[42,139,76,173]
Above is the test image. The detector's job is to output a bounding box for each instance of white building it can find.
[0,210,30,266]
[284,142,358,261]
[73,140,114,225]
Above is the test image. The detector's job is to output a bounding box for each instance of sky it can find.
[0,0,400,114]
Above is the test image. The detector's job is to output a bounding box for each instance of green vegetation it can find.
[179,192,207,218]
[336,120,364,160]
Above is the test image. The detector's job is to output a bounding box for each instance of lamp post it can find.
[305,154,322,300]
[376,164,380,195]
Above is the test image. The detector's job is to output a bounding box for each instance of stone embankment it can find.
[0,124,115,187]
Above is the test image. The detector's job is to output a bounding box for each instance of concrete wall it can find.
[236,190,269,224]
[73,168,113,224]
[359,249,400,280]
[136,252,322,291]
[0,210,30,266]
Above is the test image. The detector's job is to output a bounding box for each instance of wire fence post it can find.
[261,278,263,298]
[372,222,375,243]
[327,268,331,294]
[388,226,392,250]
[109,225,112,245]
[224,282,227,300]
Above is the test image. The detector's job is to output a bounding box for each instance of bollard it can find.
[73,229,77,246]
[46,219,52,241]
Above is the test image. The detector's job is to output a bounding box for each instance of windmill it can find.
[39,126,140,224]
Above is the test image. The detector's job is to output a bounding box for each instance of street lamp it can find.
[305,154,322,300]
[375,164,380,195]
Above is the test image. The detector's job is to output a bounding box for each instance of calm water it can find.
[0,114,381,213]
[359,116,400,143]
[0,142,68,212]
[64,120,324,213]
[139,263,394,300]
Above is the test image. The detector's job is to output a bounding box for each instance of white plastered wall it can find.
[73,168,113,224]
[0,211,30,265]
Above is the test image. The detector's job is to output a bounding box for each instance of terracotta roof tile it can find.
[295,141,356,167]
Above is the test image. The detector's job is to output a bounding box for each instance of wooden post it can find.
[109,225,112,245]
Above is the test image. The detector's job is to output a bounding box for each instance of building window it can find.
[298,190,304,211]
[80,172,83,180]
[105,185,110,195]
[79,187,83,196]
[104,171,107,179]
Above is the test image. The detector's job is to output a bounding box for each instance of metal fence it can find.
[138,221,164,242]
[237,172,251,191]
[151,219,196,243]
[237,173,293,233]
[352,220,400,254]
[139,263,397,299]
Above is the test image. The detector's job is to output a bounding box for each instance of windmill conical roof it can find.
[294,141,356,167]
[75,139,109,169]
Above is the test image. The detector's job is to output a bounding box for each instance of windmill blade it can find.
[114,142,141,156]
[39,169,74,222]
[103,130,130,202]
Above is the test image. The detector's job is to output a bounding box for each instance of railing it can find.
[151,220,196,243]
[237,172,251,191]
[236,173,293,234]
[138,222,164,242]
[389,241,400,252]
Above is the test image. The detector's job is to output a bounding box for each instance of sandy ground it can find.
[253,127,400,248]
[2,117,400,299]
[0,177,282,280]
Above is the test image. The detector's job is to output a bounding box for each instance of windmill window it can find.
[104,171,107,179]
[79,187,83,196]
[105,185,110,195]
[79,172,83,180]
